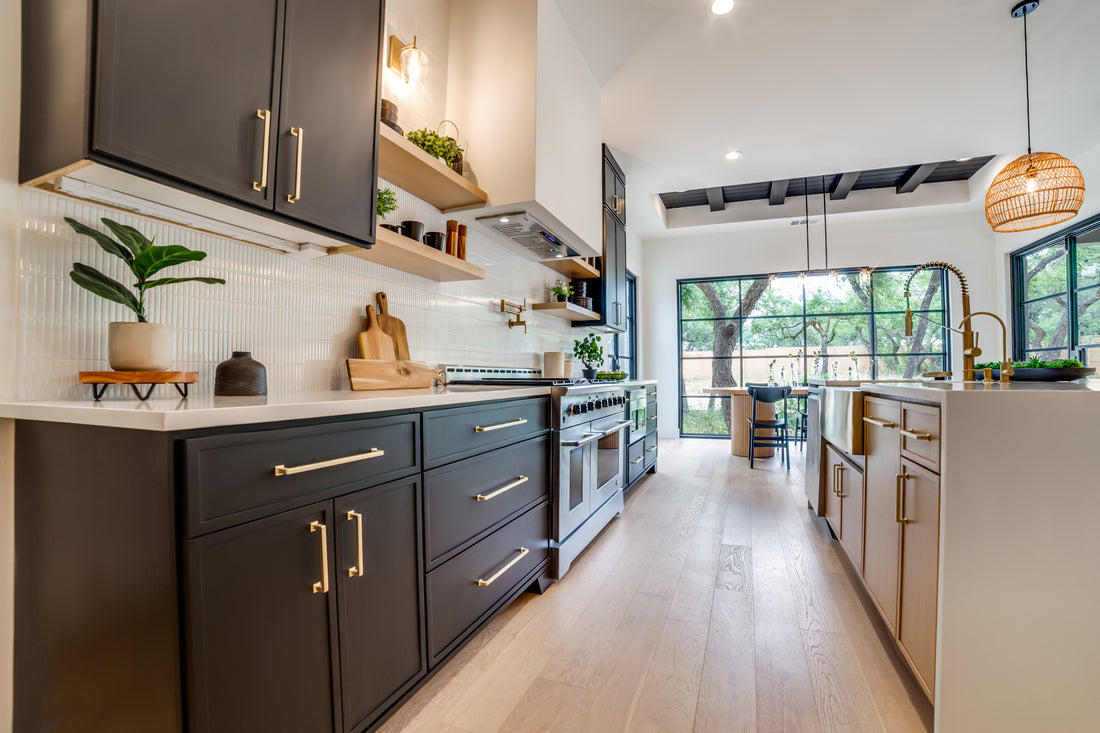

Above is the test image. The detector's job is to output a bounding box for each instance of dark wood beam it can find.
[830,171,859,200]
[896,163,938,194]
[706,187,724,212]
[769,179,789,206]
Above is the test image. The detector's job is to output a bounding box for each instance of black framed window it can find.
[678,267,950,437]
[612,272,637,378]
[1012,213,1100,367]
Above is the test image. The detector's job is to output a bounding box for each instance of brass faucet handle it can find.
[1000,362,1015,382]
[922,370,952,380]
[982,368,993,383]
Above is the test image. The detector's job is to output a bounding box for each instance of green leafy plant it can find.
[974,357,1084,369]
[573,334,604,369]
[405,128,463,165]
[550,280,574,297]
[376,187,398,219]
[65,217,225,323]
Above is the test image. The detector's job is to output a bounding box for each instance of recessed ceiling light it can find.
[957,157,973,162]
[711,0,735,16]
[499,217,510,223]
[724,150,742,161]
[555,254,564,258]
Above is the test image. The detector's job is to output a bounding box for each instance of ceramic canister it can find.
[543,351,565,379]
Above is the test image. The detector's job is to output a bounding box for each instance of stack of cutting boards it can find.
[347,292,444,390]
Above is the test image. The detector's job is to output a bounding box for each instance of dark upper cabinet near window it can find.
[577,146,628,331]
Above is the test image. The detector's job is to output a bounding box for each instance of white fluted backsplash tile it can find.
[15,188,584,401]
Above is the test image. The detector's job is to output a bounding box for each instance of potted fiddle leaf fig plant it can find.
[65,217,225,371]
[572,334,603,380]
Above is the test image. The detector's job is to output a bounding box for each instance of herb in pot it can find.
[376,187,398,219]
[550,280,574,300]
[572,334,604,370]
[405,128,463,166]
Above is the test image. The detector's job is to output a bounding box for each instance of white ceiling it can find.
[555,0,1100,239]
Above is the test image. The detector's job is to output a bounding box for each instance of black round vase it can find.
[215,351,268,396]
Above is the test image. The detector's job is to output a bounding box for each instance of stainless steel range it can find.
[442,366,629,578]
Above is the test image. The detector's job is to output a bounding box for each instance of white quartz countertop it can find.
[0,386,552,432]
[861,380,1100,403]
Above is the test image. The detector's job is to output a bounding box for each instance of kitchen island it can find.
[829,381,1100,733]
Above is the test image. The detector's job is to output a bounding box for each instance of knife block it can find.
[346,359,445,391]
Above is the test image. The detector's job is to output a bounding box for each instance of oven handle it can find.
[600,420,633,438]
[561,432,603,447]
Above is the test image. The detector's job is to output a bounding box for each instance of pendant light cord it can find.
[1024,12,1032,155]
[804,177,810,271]
[821,175,829,270]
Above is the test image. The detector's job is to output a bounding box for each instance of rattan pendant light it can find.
[985,1,1085,233]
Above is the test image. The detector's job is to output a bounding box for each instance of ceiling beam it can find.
[769,179,789,206]
[896,163,938,194]
[830,171,860,200]
[706,187,725,212]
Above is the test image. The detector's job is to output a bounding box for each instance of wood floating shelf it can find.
[378,125,488,210]
[531,301,601,322]
[539,257,600,279]
[331,226,485,282]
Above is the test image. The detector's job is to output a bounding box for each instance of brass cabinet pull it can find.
[900,429,933,441]
[346,510,364,578]
[476,475,528,502]
[274,448,384,476]
[287,126,304,202]
[310,521,329,593]
[631,457,644,465]
[832,464,841,496]
[896,473,913,524]
[836,464,846,498]
[612,194,621,214]
[252,109,271,191]
[477,547,529,587]
[862,416,897,429]
[475,418,527,433]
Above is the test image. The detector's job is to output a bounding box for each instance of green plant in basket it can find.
[405,128,463,165]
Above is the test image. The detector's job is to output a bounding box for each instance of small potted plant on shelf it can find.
[550,280,573,302]
[376,187,398,220]
[65,217,225,371]
[406,128,463,168]
[572,334,603,381]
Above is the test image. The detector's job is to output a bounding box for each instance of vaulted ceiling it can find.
[554,0,1100,238]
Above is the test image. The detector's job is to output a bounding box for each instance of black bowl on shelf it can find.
[989,366,1095,382]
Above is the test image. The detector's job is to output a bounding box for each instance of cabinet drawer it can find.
[627,438,646,484]
[423,398,548,468]
[182,414,419,536]
[900,402,940,472]
[426,501,549,663]
[643,432,658,466]
[424,435,550,568]
[646,404,658,435]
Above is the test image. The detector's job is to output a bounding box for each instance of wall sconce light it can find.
[388,34,428,88]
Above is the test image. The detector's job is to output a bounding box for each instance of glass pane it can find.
[742,316,805,353]
[743,356,812,385]
[681,397,729,436]
[804,273,868,315]
[1077,286,1100,346]
[806,314,873,356]
[875,312,946,354]
[744,276,800,317]
[681,357,740,393]
[681,319,734,354]
[1080,347,1100,378]
[873,269,944,312]
[1023,348,1071,361]
[874,354,947,380]
[1023,298,1069,350]
[1022,245,1067,300]
[681,281,738,319]
[1076,229,1100,287]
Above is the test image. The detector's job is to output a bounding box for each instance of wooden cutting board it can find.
[358,305,396,360]
[375,292,411,360]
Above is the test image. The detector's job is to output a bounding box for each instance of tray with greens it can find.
[973,357,1095,382]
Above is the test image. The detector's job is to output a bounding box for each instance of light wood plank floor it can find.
[379,439,933,733]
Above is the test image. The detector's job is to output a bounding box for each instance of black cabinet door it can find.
[334,479,426,733]
[185,502,339,733]
[603,145,626,225]
[94,0,282,207]
[275,0,383,241]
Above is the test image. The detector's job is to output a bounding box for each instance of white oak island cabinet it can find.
[858,381,1100,733]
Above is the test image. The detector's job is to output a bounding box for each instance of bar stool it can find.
[746,384,792,470]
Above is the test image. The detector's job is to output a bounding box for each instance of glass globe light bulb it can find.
[400,39,428,88]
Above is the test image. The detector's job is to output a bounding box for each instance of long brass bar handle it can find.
[836,465,847,498]
[476,475,528,502]
[275,448,384,476]
[346,510,364,578]
[900,429,933,441]
[252,109,271,191]
[863,416,897,429]
[477,547,529,587]
[631,457,644,465]
[832,464,841,496]
[310,521,329,593]
[475,418,527,433]
[287,126,304,202]
[895,473,913,524]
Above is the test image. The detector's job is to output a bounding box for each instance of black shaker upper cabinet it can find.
[94,0,283,208]
[275,0,383,241]
[604,145,626,226]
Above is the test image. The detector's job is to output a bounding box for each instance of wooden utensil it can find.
[358,305,396,360]
[346,359,444,390]
[375,292,411,360]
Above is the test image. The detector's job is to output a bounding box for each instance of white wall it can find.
[641,209,999,438]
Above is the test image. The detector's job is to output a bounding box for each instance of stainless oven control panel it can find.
[556,388,628,429]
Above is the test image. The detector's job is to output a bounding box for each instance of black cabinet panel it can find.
[94,0,282,206]
[578,146,628,332]
[423,398,549,469]
[335,479,426,733]
[185,502,339,733]
[274,0,383,241]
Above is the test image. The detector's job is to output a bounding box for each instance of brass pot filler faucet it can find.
[903,262,1014,383]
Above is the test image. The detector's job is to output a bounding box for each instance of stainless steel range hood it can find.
[475,211,582,259]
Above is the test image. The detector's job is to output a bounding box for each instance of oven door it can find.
[591,418,631,510]
[556,423,599,541]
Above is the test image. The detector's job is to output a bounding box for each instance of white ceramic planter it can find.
[108,322,173,371]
